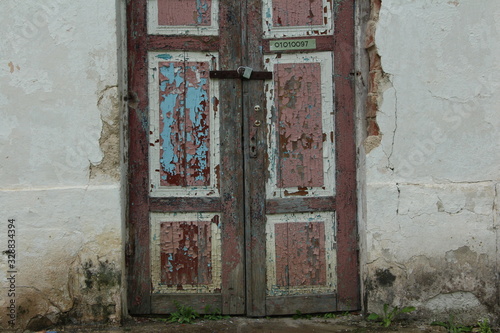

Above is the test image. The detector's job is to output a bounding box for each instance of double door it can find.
[127,0,358,316]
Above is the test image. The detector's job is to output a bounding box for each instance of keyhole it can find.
[250,136,257,158]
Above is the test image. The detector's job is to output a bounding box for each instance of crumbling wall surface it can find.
[0,0,123,330]
[363,0,500,324]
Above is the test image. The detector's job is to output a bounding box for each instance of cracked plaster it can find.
[0,0,123,330]
[362,0,500,323]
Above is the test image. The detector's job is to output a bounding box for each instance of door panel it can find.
[150,212,222,293]
[148,52,219,197]
[262,0,333,37]
[148,0,219,35]
[266,212,336,295]
[127,0,358,316]
[264,52,335,198]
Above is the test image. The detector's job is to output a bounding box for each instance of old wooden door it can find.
[127,0,358,316]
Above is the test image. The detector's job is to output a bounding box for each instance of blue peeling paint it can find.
[196,0,210,25]
[167,253,174,272]
[159,62,211,184]
[266,7,272,18]
[185,76,210,181]
[160,63,184,88]
[158,54,173,60]
[159,64,185,174]
[160,93,180,174]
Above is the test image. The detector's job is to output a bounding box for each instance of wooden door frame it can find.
[125,0,359,315]
[331,0,360,311]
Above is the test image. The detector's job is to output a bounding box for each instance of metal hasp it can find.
[209,68,272,80]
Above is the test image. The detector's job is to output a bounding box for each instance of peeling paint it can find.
[265,52,335,199]
[273,0,323,27]
[157,0,212,26]
[275,222,326,287]
[263,0,333,37]
[276,62,324,188]
[160,221,212,286]
[148,52,220,197]
[158,61,211,187]
[150,213,222,294]
[266,212,336,296]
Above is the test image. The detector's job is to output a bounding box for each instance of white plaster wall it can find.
[0,0,123,330]
[364,0,500,322]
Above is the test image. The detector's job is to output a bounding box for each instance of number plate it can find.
[270,39,317,52]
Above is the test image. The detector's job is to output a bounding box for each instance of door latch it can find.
[209,68,272,80]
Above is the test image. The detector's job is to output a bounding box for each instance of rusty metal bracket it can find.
[209,70,272,80]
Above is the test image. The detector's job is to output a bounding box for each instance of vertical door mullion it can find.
[219,0,246,314]
[243,0,268,316]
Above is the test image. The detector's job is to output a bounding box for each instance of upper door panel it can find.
[262,0,333,38]
[148,0,220,35]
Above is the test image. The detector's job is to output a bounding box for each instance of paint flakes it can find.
[158,61,211,187]
[160,221,212,286]
[158,0,212,26]
[275,62,324,188]
[273,0,323,27]
[275,222,326,287]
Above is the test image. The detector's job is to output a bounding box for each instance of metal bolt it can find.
[254,105,261,112]
[254,120,262,127]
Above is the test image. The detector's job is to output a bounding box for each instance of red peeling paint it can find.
[273,0,323,27]
[275,222,326,286]
[158,0,212,26]
[275,62,324,188]
[160,221,212,286]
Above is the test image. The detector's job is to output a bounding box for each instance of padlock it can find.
[241,66,253,79]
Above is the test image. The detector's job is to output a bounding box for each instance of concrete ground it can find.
[36,314,453,333]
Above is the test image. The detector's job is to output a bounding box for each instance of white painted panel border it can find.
[264,52,335,199]
[266,212,337,296]
[150,212,222,294]
[262,0,333,38]
[148,52,220,197]
[147,0,219,36]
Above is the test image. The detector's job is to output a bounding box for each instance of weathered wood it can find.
[266,293,338,315]
[127,0,152,315]
[272,0,323,27]
[275,222,326,286]
[157,60,212,187]
[128,0,246,316]
[128,0,359,316]
[275,62,324,188]
[150,197,222,212]
[160,221,213,285]
[218,0,246,315]
[333,0,360,311]
[157,0,213,26]
[244,0,268,317]
[151,294,222,314]
[147,36,219,52]
[266,197,336,214]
